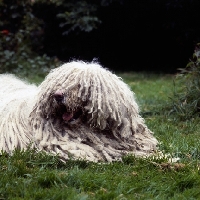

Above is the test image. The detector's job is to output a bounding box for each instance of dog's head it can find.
[32,61,140,136]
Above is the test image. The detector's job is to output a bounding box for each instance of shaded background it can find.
[38,0,200,73]
[1,0,200,73]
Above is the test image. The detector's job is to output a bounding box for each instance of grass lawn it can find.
[1,72,200,200]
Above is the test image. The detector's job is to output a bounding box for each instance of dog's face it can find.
[53,89,77,122]
[49,87,87,127]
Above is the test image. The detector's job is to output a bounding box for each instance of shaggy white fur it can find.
[0,61,158,162]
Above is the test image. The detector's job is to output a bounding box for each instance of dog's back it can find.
[0,74,37,152]
[0,74,36,95]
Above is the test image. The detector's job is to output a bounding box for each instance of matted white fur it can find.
[0,61,158,162]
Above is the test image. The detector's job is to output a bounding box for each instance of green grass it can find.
[1,73,200,200]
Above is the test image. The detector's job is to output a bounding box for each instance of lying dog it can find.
[0,61,158,162]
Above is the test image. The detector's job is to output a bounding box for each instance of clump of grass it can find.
[169,43,200,120]
[1,148,200,199]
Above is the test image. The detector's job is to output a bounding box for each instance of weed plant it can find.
[170,43,200,120]
[1,73,200,199]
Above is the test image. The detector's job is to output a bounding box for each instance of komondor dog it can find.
[0,61,158,162]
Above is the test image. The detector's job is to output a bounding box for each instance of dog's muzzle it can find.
[54,89,64,104]
[53,89,83,123]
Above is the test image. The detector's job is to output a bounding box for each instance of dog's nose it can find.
[54,90,64,103]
